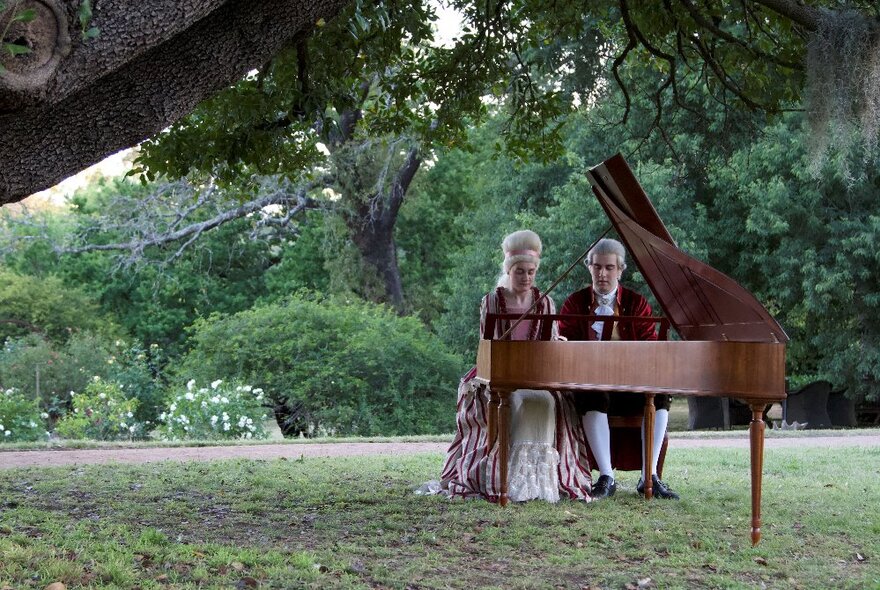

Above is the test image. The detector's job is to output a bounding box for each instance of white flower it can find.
[245,432,252,439]
[187,379,196,391]
[0,423,4,431]
[120,422,127,429]
[159,412,167,421]
[129,425,135,433]
[4,431,10,437]
[169,403,177,412]
[98,393,107,400]
[220,396,229,404]
[28,421,36,428]
[127,412,133,418]
[242,385,253,392]
[185,392,195,401]
[246,417,253,425]
[223,423,230,431]
[211,379,223,390]
[92,376,101,382]
[211,396,221,404]
[40,413,49,419]
[201,401,207,408]
[210,415,218,425]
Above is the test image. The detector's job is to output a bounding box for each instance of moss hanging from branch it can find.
[806,9,880,180]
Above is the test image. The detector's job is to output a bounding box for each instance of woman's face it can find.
[508,261,537,295]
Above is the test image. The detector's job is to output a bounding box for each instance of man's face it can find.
[589,253,623,295]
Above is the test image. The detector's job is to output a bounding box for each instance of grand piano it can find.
[474,153,788,545]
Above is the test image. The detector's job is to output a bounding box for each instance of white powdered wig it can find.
[497,230,542,288]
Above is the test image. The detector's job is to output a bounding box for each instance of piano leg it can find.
[643,393,656,500]
[749,402,767,546]
[498,389,512,507]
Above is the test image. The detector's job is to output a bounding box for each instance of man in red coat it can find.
[559,238,679,500]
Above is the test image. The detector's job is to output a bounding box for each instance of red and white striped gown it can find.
[439,288,593,502]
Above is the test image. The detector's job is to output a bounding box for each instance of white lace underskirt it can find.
[507,440,560,503]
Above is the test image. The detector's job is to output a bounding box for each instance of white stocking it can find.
[582,411,613,477]
[641,408,669,478]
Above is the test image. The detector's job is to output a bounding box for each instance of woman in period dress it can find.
[438,230,593,502]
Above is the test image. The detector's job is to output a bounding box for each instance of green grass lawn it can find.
[1,446,878,589]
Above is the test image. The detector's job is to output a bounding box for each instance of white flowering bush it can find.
[159,380,269,441]
[54,377,146,441]
[0,387,48,442]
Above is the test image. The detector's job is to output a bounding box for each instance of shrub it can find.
[158,380,269,440]
[54,377,145,441]
[0,387,47,442]
[176,293,463,437]
[0,332,116,414]
[106,341,168,426]
[0,334,168,425]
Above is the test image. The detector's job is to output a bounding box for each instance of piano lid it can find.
[587,153,788,344]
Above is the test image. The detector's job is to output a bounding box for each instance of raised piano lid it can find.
[587,153,789,344]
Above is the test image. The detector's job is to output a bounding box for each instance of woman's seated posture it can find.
[439,230,592,502]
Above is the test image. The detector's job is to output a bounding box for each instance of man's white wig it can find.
[587,238,627,271]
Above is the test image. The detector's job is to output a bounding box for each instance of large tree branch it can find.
[61,184,322,261]
[677,0,802,69]
[387,145,421,225]
[749,0,822,32]
[0,0,351,207]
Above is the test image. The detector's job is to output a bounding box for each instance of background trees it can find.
[2,1,880,439]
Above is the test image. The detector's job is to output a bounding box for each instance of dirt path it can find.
[1,434,878,470]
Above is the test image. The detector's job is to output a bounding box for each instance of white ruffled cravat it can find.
[591,289,617,339]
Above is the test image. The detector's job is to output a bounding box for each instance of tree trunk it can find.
[340,144,421,311]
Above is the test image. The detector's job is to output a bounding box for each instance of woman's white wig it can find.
[497,230,542,288]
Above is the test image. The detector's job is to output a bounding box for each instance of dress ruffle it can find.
[507,441,560,502]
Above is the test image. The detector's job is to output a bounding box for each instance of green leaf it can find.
[14,8,36,23]
[83,26,100,40]
[78,0,92,28]
[4,42,32,56]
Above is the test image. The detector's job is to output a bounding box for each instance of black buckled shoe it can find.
[636,475,680,500]
[591,474,616,499]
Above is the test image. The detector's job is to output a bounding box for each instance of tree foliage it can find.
[0,267,118,344]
